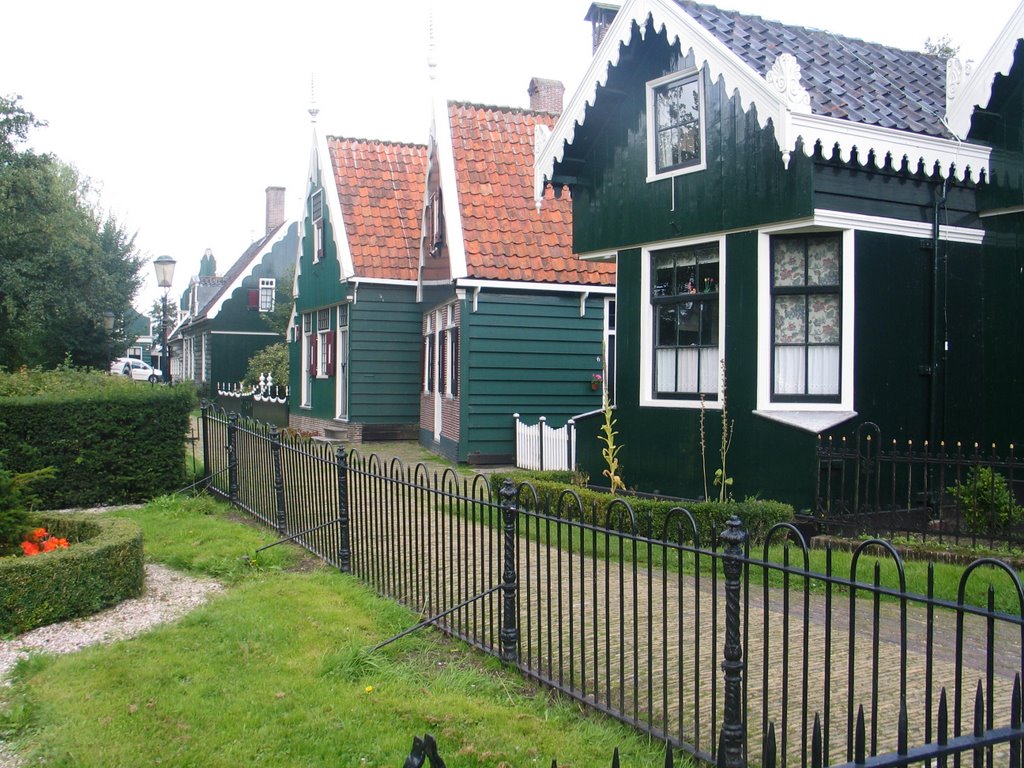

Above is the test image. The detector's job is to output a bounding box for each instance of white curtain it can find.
[775,346,839,395]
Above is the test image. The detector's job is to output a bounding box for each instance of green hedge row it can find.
[489,471,794,547]
[0,370,195,508]
[0,512,144,635]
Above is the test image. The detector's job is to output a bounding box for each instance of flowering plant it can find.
[20,527,69,557]
[591,373,603,382]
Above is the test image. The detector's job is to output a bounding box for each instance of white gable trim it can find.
[946,1,1024,139]
[536,0,990,202]
[315,131,356,281]
[205,223,293,320]
[434,97,468,280]
[455,278,615,296]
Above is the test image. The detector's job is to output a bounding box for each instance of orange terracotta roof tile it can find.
[327,136,427,281]
[447,102,614,287]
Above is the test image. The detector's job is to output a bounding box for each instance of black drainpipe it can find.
[929,178,949,452]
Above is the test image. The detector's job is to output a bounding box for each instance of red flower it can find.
[31,528,48,543]
[19,528,70,556]
[20,541,40,556]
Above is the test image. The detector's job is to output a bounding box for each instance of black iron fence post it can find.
[717,515,748,768]
[499,478,519,664]
[270,425,287,535]
[227,411,239,507]
[336,445,351,572]
[200,401,211,491]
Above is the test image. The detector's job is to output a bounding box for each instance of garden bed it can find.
[0,513,144,635]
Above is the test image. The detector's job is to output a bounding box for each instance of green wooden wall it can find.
[348,285,421,424]
[460,291,607,463]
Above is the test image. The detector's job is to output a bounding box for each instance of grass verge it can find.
[0,495,679,767]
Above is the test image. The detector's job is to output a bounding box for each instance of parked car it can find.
[110,357,162,383]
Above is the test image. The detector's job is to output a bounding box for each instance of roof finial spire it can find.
[427,8,438,80]
[308,73,320,123]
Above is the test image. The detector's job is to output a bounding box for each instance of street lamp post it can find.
[153,255,176,383]
[102,310,115,372]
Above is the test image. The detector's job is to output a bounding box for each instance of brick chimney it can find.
[528,78,565,115]
[585,3,619,54]
[265,186,285,235]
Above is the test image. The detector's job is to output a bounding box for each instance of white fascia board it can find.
[576,248,618,262]
[209,330,281,337]
[316,131,356,281]
[434,95,468,280]
[946,1,1024,139]
[790,112,990,181]
[205,223,295,320]
[456,278,615,295]
[536,0,991,201]
[349,276,418,288]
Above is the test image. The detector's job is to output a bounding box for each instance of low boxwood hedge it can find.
[489,471,794,547]
[0,513,144,635]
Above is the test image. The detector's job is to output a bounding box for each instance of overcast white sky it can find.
[2,0,1018,313]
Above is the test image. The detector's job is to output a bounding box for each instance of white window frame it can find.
[258,278,275,312]
[646,68,707,183]
[311,189,325,263]
[755,225,856,433]
[444,303,457,398]
[317,308,332,379]
[639,235,726,410]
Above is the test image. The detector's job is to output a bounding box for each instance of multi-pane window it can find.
[443,305,458,398]
[771,234,842,401]
[649,71,705,177]
[317,308,333,378]
[258,278,275,312]
[652,243,720,398]
[311,189,324,262]
[423,315,434,393]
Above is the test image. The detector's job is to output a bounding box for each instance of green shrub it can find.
[947,466,1023,535]
[0,512,144,635]
[489,471,793,546]
[244,342,288,388]
[0,369,196,508]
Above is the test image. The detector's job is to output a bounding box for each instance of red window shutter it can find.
[326,332,336,376]
[308,336,317,376]
[247,289,259,310]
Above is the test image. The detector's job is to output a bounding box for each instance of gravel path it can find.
[0,563,223,768]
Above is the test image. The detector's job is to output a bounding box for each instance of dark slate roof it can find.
[675,0,950,137]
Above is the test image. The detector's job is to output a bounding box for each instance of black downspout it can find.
[930,179,949,455]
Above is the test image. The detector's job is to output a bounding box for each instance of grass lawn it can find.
[0,496,678,767]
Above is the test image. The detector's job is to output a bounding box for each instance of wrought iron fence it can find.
[816,422,1024,549]
[203,405,1024,767]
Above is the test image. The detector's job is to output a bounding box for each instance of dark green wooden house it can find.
[172,187,298,390]
[536,1,1024,508]
[287,132,428,441]
[418,85,616,464]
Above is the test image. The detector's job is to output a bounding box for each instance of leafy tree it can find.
[0,95,143,370]
[261,267,295,336]
[925,35,960,60]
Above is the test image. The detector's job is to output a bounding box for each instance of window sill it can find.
[753,409,857,434]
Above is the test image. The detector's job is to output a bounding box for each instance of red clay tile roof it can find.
[327,137,427,281]
[448,103,615,286]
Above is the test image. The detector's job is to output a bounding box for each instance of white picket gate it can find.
[513,414,576,471]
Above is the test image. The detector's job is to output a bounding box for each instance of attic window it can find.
[311,189,325,262]
[647,70,706,181]
[259,278,275,312]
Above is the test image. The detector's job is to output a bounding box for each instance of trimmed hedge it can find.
[0,512,144,635]
[0,369,195,508]
[489,471,794,546]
